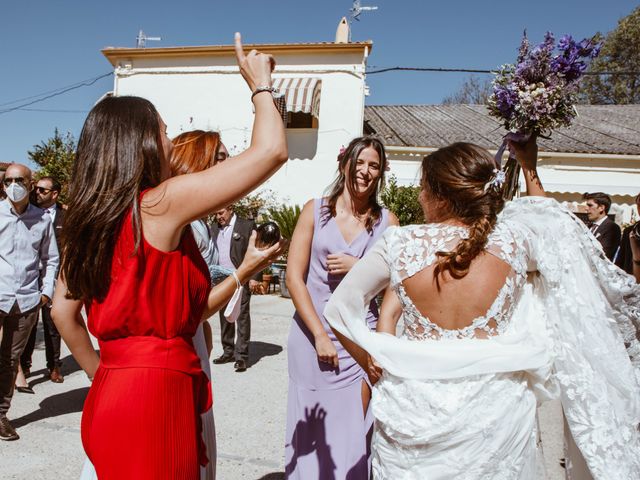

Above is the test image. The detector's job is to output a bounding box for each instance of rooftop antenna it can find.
[349,0,378,41]
[136,29,162,48]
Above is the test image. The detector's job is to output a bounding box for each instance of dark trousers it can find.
[21,306,62,371]
[0,303,39,415]
[219,289,251,361]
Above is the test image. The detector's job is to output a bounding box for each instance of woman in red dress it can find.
[51,34,287,480]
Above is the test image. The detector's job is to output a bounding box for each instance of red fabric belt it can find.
[99,336,213,466]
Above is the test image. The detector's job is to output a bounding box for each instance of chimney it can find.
[335,17,349,43]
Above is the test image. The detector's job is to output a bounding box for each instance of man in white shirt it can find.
[20,177,65,383]
[0,164,59,441]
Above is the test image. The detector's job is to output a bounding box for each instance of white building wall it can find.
[108,48,368,206]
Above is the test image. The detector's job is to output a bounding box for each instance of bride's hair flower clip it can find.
[484,168,506,192]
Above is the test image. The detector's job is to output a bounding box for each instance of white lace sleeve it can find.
[503,197,640,479]
[324,228,394,342]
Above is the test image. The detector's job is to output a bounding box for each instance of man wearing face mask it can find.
[0,163,59,441]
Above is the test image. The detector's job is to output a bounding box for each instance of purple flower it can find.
[488,31,601,135]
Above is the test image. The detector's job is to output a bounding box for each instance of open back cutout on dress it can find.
[386,223,530,340]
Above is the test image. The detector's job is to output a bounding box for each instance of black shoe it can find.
[0,415,19,441]
[16,386,34,394]
[212,354,234,365]
[559,457,566,469]
[234,360,247,372]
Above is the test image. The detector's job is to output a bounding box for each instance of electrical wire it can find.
[15,108,90,113]
[0,72,112,116]
[366,66,639,75]
[0,73,111,107]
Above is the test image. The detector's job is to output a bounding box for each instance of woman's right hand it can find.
[238,231,288,281]
[366,354,383,385]
[508,134,539,171]
[234,32,275,92]
[314,332,339,368]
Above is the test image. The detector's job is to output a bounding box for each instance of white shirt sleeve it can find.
[39,218,59,300]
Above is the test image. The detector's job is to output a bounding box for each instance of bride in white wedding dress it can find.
[324,138,640,479]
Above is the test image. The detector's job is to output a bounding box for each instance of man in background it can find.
[20,177,65,383]
[583,192,621,261]
[615,193,640,275]
[210,205,261,373]
[0,164,58,441]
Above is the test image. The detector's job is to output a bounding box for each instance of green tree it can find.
[581,7,640,104]
[442,75,493,105]
[380,176,423,226]
[28,128,76,202]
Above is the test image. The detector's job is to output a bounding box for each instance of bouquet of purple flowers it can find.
[488,32,601,197]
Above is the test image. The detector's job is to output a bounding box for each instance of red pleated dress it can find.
[81,205,212,480]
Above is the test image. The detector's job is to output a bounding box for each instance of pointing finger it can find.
[234,32,246,63]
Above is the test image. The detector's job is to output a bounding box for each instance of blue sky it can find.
[0,0,636,165]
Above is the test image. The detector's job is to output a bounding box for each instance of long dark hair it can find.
[322,135,387,231]
[61,96,166,301]
[421,143,506,286]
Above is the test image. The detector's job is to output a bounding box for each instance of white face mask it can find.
[5,183,28,203]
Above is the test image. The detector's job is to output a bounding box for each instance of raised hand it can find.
[508,133,538,171]
[508,133,545,197]
[234,32,276,92]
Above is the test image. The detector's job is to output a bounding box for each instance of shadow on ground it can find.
[256,473,285,480]
[248,341,283,367]
[12,386,89,428]
[27,353,84,388]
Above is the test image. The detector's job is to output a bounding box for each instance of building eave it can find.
[102,41,374,67]
[385,145,640,161]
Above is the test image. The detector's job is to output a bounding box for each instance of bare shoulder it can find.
[387,210,400,227]
[298,199,316,223]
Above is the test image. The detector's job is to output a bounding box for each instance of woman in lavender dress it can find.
[285,136,398,479]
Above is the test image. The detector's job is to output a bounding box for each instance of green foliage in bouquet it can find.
[380,175,423,226]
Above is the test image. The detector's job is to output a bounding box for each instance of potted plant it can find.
[261,266,273,294]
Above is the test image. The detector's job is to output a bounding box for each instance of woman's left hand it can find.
[237,232,288,281]
[326,253,358,275]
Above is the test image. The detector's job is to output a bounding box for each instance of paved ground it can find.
[2,295,565,479]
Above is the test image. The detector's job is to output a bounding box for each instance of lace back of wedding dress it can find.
[387,222,530,341]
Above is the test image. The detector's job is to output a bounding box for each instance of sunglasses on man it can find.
[35,186,54,194]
